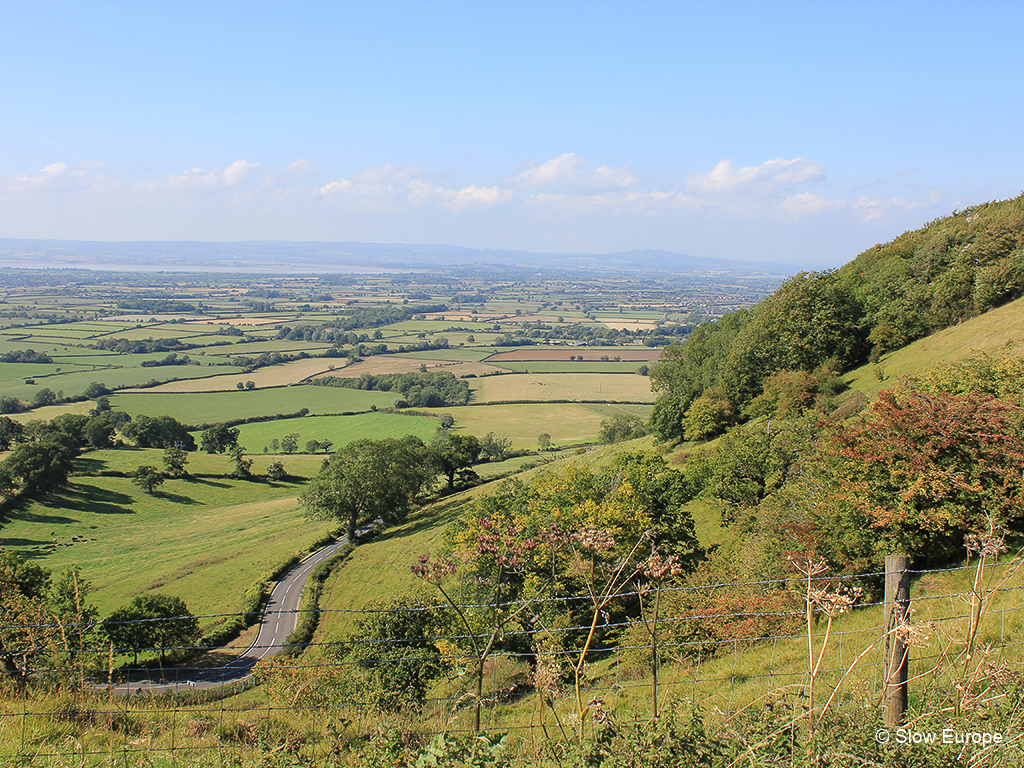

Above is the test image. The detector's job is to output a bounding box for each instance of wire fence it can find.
[3,557,1024,765]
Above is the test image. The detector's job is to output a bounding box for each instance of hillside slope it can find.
[844,292,1024,399]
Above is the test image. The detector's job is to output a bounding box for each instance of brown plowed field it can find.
[484,348,662,362]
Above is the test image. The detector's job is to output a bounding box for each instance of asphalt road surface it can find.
[114,534,353,694]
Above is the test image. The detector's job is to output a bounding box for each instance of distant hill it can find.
[0,238,793,278]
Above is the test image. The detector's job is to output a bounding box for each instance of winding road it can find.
[115,535,353,694]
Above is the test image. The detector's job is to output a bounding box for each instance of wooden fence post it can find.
[883,554,910,727]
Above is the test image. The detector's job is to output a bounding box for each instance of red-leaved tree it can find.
[812,388,1024,568]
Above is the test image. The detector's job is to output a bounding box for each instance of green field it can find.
[110,384,396,423]
[0,339,105,356]
[0,361,98,380]
[435,402,609,448]
[0,474,334,619]
[232,411,442,452]
[74,447,326,478]
[202,339,332,356]
[2,364,247,401]
[469,372,655,403]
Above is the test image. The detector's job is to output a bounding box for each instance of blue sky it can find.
[2,0,1021,266]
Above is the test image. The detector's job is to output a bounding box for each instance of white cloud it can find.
[140,160,262,190]
[222,160,260,185]
[351,162,423,185]
[39,162,68,178]
[446,184,513,211]
[318,165,513,212]
[0,155,957,264]
[782,192,846,215]
[0,161,120,200]
[688,157,825,195]
[781,188,948,220]
[514,153,639,192]
[282,158,315,173]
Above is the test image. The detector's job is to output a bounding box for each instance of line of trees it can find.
[299,427,519,537]
[311,370,471,408]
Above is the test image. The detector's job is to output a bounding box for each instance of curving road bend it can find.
[116,535,353,694]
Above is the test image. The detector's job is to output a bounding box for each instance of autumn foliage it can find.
[813,388,1024,567]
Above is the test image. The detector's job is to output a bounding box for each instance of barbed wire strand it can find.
[3,561,1023,764]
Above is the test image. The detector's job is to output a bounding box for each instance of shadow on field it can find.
[74,456,107,473]
[186,476,231,488]
[0,536,50,547]
[371,504,464,544]
[46,482,134,515]
[154,491,201,505]
[10,507,77,525]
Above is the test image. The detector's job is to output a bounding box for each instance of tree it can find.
[162,445,189,477]
[300,436,432,538]
[281,433,300,454]
[305,439,321,454]
[245,380,256,390]
[0,440,77,499]
[649,389,689,443]
[0,564,57,685]
[812,388,1024,569]
[748,369,821,419]
[84,417,116,449]
[106,410,131,431]
[0,396,26,414]
[0,416,24,450]
[683,392,732,442]
[266,461,286,481]
[480,432,513,461]
[337,595,449,711]
[83,382,110,399]
[228,445,253,478]
[132,465,164,494]
[32,388,59,408]
[439,413,455,429]
[538,433,552,452]
[122,415,196,450]
[431,432,481,491]
[34,413,91,450]
[0,554,96,682]
[103,594,200,665]
[598,414,648,444]
[200,423,240,454]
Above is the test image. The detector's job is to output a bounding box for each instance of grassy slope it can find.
[0,468,334,619]
[845,293,1024,399]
